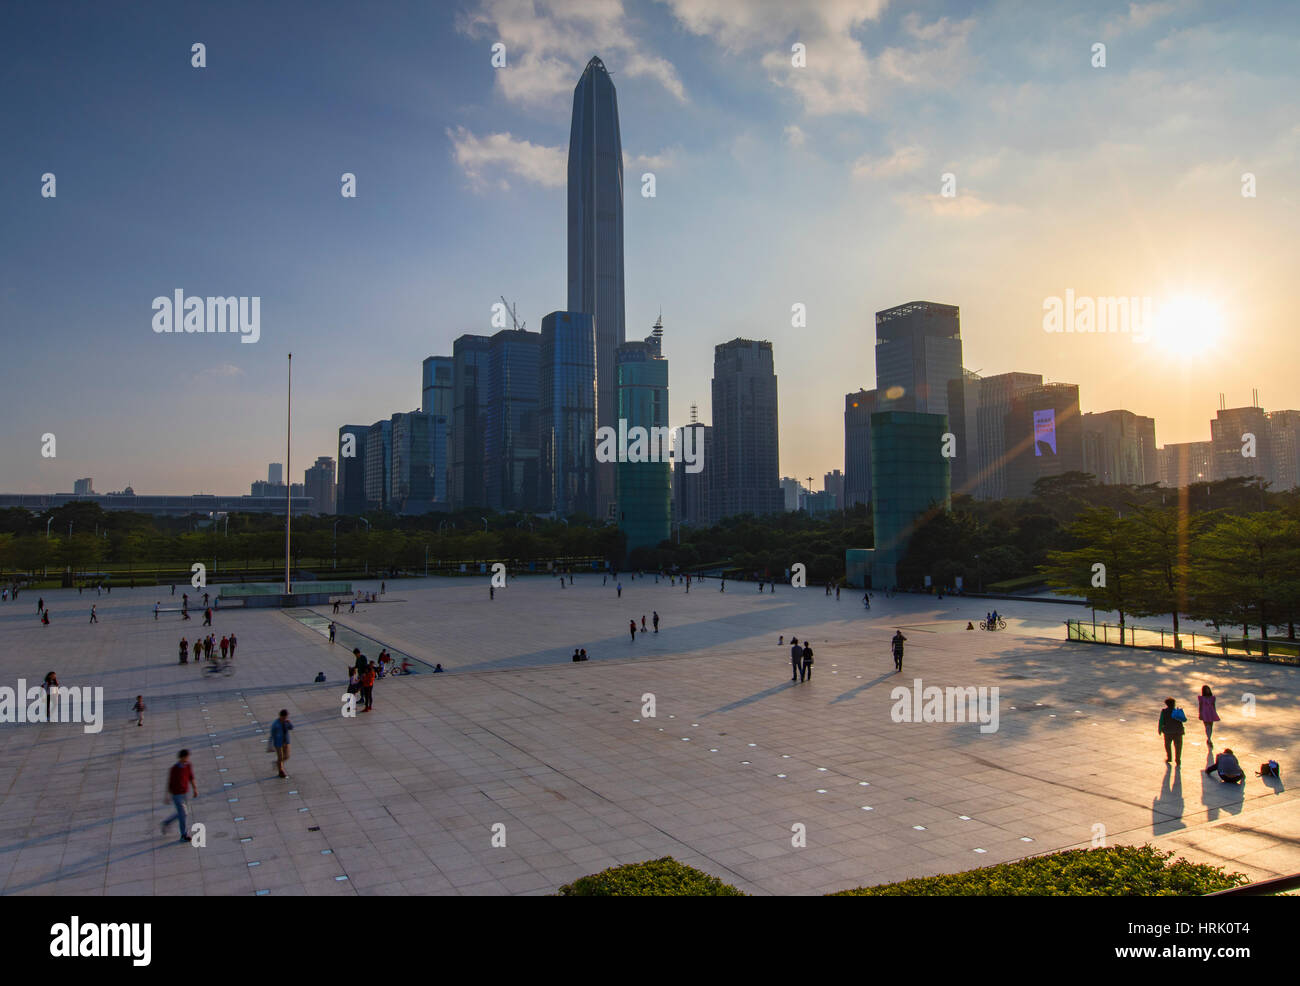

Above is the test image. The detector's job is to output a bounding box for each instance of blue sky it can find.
[1,0,1297,495]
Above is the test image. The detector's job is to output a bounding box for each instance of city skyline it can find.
[3,0,1298,495]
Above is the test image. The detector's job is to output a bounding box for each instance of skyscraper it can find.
[710,339,780,522]
[1211,404,1270,482]
[844,389,877,508]
[1003,383,1083,498]
[304,456,336,515]
[485,329,541,513]
[870,411,950,589]
[336,425,368,515]
[450,334,492,509]
[1268,410,1300,491]
[539,311,597,517]
[268,463,283,485]
[1158,441,1215,488]
[674,419,711,528]
[364,419,392,511]
[974,372,1043,500]
[875,302,963,417]
[568,56,626,520]
[1081,410,1158,486]
[422,356,453,417]
[616,320,670,557]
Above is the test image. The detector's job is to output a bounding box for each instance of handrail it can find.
[1207,872,1300,896]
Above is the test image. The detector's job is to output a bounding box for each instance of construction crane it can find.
[499,296,525,331]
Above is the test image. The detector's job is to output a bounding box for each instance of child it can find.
[134,696,146,727]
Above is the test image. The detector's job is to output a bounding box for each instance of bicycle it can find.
[978,618,1007,631]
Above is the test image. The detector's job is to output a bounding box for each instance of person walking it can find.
[652,611,660,633]
[203,607,212,627]
[89,605,97,624]
[801,641,814,682]
[489,585,494,600]
[219,636,229,660]
[179,637,188,664]
[134,695,146,727]
[790,637,803,681]
[154,601,160,620]
[629,619,637,642]
[227,633,237,660]
[1198,686,1220,746]
[203,592,209,607]
[181,602,190,621]
[720,579,725,592]
[41,610,50,625]
[328,621,336,643]
[270,709,294,778]
[360,663,376,712]
[863,593,871,610]
[160,750,197,843]
[37,596,44,614]
[42,671,58,719]
[891,630,907,672]
[835,585,840,600]
[641,615,647,632]
[1158,697,1185,765]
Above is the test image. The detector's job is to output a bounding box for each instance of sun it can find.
[1152,295,1224,356]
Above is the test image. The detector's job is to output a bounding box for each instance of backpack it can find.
[1258,760,1280,778]
[1170,708,1187,722]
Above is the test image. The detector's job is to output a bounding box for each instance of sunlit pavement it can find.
[0,576,1294,895]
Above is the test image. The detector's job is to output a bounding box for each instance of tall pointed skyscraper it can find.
[568,55,626,520]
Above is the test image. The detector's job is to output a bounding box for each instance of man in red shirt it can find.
[161,749,198,843]
[360,664,376,712]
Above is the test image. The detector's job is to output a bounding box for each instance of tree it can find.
[1125,505,1212,648]
[1040,507,1141,641]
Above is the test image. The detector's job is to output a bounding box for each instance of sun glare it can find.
[1153,295,1224,356]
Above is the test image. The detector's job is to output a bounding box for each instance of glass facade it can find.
[451,335,492,509]
[616,337,670,557]
[710,339,781,522]
[364,419,391,511]
[870,411,951,589]
[336,424,368,515]
[422,356,453,417]
[485,329,541,512]
[568,56,626,520]
[844,389,876,508]
[540,311,597,517]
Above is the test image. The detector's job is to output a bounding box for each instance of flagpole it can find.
[285,353,292,594]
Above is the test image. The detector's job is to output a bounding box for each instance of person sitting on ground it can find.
[579,649,588,661]
[314,672,326,683]
[966,621,975,630]
[572,649,582,662]
[433,663,444,672]
[1206,748,1245,783]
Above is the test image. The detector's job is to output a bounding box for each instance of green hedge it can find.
[558,857,745,896]
[830,846,1248,896]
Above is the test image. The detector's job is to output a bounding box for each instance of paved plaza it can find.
[0,575,1296,895]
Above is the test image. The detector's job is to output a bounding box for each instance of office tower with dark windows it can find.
[1003,383,1083,498]
[364,419,392,512]
[422,356,453,417]
[975,372,1043,500]
[1211,404,1270,482]
[450,334,492,509]
[673,418,711,528]
[948,368,981,495]
[268,463,283,486]
[875,302,963,416]
[390,411,441,515]
[485,329,541,513]
[710,339,780,523]
[304,456,336,515]
[568,56,626,520]
[616,319,671,557]
[1268,410,1300,491]
[844,389,877,509]
[539,311,597,517]
[870,411,950,589]
[337,425,368,515]
[1158,441,1215,488]
[1082,410,1158,486]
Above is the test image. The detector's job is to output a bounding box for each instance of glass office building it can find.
[540,311,597,517]
[485,329,541,513]
[568,56,626,520]
[336,424,368,515]
[870,411,950,589]
[364,419,392,512]
[616,325,670,557]
[451,335,492,509]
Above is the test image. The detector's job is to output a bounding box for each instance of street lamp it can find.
[46,517,53,538]
[481,517,488,532]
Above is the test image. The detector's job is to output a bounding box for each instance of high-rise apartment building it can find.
[780,477,804,512]
[844,389,877,508]
[823,469,845,510]
[304,456,336,515]
[568,56,626,521]
[336,425,368,515]
[710,339,781,523]
[539,311,597,517]
[615,320,670,556]
[484,330,541,513]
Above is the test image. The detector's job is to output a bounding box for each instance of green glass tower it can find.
[616,318,671,559]
[870,410,950,588]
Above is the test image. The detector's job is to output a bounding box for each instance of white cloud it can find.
[1105,2,1177,38]
[898,190,1004,218]
[446,126,566,190]
[851,144,923,179]
[459,0,687,109]
[876,15,974,87]
[784,124,806,147]
[624,148,678,171]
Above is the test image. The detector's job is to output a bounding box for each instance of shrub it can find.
[829,846,1247,896]
[558,857,745,896]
